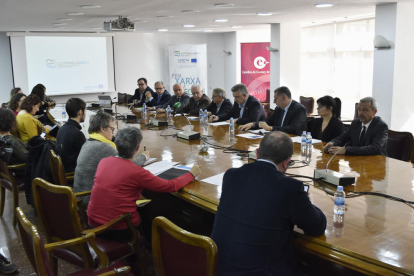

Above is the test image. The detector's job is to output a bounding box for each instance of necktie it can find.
[157,95,161,104]
[279,109,285,127]
[359,126,366,146]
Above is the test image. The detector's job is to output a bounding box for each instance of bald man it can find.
[156,83,190,113]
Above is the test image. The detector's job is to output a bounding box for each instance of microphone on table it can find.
[177,112,200,140]
[314,142,355,186]
[151,107,168,127]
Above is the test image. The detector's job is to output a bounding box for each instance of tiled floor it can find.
[0,189,155,276]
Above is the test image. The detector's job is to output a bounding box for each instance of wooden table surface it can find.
[114,104,414,275]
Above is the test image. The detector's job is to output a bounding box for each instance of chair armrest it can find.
[67,175,74,181]
[75,191,92,197]
[7,163,25,170]
[82,213,132,236]
[66,172,75,176]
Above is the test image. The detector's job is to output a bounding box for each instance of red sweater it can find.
[88,157,194,229]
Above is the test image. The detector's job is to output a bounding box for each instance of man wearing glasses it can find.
[239,86,307,135]
[206,87,233,116]
[175,84,211,115]
[211,131,326,276]
[145,81,171,110]
[156,83,190,113]
[128,77,154,107]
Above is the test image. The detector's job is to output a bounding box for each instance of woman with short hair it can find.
[0,108,28,164]
[87,127,201,240]
[16,95,51,142]
[311,95,344,142]
[9,93,26,116]
[74,111,149,209]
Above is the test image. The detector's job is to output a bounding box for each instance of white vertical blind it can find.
[300,19,375,118]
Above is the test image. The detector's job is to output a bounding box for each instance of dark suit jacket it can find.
[256,100,307,136]
[175,94,211,115]
[161,93,190,110]
[207,98,233,116]
[330,116,388,156]
[127,87,154,106]
[146,90,172,108]
[311,116,345,142]
[218,95,266,125]
[211,161,327,276]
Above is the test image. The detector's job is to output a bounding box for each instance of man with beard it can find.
[324,97,388,156]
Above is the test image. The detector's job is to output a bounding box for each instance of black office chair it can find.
[387,130,413,162]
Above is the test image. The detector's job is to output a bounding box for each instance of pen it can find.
[199,164,205,168]
[144,145,146,151]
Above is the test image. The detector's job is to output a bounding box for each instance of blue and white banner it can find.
[168,44,207,95]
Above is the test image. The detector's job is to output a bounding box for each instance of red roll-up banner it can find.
[240,42,270,102]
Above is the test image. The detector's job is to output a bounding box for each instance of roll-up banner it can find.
[168,44,207,95]
[241,42,270,102]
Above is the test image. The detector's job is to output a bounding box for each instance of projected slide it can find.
[25,36,109,94]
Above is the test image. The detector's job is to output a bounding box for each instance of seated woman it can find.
[74,111,148,209]
[0,108,28,164]
[30,84,55,126]
[311,95,344,142]
[9,93,26,116]
[16,95,51,142]
[87,127,200,240]
[9,87,23,102]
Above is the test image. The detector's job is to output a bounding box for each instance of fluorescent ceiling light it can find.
[257,13,272,16]
[66,12,84,16]
[53,23,66,26]
[57,18,73,21]
[53,27,65,29]
[315,3,333,8]
[81,5,101,8]
[91,27,101,29]
[183,24,195,27]
[215,19,228,22]
[204,30,213,32]
[158,29,168,32]
[133,20,147,23]
[157,16,172,19]
[215,3,234,7]
[182,10,199,13]
[231,26,241,28]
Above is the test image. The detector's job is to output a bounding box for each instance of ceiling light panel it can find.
[81,5,101,9]
[66,12,84,15]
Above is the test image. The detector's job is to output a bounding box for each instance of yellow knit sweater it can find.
[16,111,49,142]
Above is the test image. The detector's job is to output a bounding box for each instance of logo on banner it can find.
[46,59,56,68]
[253,56,269,69]
[174,51,180,57]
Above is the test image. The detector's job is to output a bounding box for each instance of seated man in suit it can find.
[210,83,266,125]
[156,83,190,113]
[211,131,327,276]
[146,81,171,110]
[325,97,388,156]
[239,86,307,135]
[175,84,211,115]
[206,87,232,116]
[128,77,154,106]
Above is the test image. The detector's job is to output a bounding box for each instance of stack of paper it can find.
[290,136,322,144]
[201,173,225,186]
[144,161,180,175]
[209,122,229,126]
[236,133,263,139]
[143,157,157,166]
[249,129,270,134]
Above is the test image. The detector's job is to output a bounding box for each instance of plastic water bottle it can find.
[203,109,208,132]
[62,110,66,119]
[143,103,147,117]
[229,117,235,139]
[305,132,312,164]
[334,186,345,215]
[166,105,172,124]
[300,131,307,162]
[199,109,204,128]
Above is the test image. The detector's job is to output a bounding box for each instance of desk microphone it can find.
[177,112,200,140]
[314,142,355,186]
[151,108,168,127]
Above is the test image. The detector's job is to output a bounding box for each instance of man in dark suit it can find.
[211,131,327,276]
[175,84,211,115]
[207,87,232,116]
[145,81,171,110]
[325,97,388,156]
[239,86,307,135]
[156,83,190,112]
[127,77,154,107]
[210,83,266,125]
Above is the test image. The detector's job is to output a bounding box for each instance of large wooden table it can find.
[113,104,414,275]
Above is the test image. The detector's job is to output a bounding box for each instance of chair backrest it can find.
[117,93,128,104]
[334,97,341,118]
[354,102,359,119]
[1,102,8,108]
[152,216,217,276]
[49,149,67,186]
[305,117,315,133]
[300,96,314,114]
[259,89,270,104]
[16,207,56,276]
[32,178,95,267]
[387,130,414,162]
[0,159,16,186]
[46,110,60,126]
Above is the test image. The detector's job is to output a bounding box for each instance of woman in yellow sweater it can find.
[16,95,51,142]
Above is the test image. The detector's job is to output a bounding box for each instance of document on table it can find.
[290,136,322,144]
[143,157,157,166]
[144,161,180,175]
[249,129,270,134]
[201,173,225,186]
[174,113,190,116]
[209,121,230,126]
[236,133,263,139]
[187,116,199,120]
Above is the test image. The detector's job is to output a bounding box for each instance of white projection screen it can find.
[8,33,115,96]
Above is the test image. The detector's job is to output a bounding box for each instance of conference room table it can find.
[111,104,414,275]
